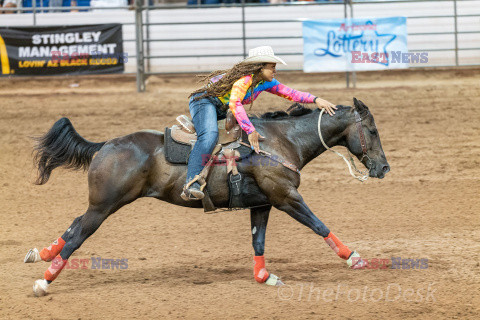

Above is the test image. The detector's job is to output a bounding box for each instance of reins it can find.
[238,141,300,175]
[209,108,370,213]
[318,108,369,182]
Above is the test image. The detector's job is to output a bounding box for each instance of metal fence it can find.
[2,0,480,92]
[133,0,480,91]
[134,0,355,91]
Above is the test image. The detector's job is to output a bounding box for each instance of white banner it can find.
[303,17,410,72]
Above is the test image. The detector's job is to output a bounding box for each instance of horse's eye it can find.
[369,129,377,136]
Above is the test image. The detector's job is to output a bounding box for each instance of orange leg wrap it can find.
[324,232,352,260]
[40,237,66,262]
[44,256,68,282]
[253,255,270,283]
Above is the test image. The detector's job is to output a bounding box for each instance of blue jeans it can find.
[186,93,225,184]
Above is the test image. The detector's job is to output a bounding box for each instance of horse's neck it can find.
[291,108,349,169]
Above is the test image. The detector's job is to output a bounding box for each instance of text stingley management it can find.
[19,31,118,58]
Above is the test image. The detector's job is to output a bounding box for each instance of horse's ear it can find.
[353,97,368,111]
[353,97,361,110]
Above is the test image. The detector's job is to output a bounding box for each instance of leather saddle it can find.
[165,111,251,213]
[171,111,241,147]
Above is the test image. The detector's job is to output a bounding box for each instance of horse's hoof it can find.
[265,273,284,286]
[351,258,368,269]
[24,248,41,263]
[33,279,49,297]
[347,251,368,269]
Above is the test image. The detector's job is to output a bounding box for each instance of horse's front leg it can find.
[250,205,284,286]
[272,186,366,269]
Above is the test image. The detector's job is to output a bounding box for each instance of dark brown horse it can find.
[25,98,389,296]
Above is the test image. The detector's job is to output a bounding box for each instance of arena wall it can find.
[1,1,479,73]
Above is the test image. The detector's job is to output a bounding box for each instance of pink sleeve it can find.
[265,82,316,103]
[229,75,256,135]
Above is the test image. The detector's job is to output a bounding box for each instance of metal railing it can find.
[134,0,358,91]
[2,0,479,92]
[1,3,138,59]
[133,0,480,91]
[355,0,480,68]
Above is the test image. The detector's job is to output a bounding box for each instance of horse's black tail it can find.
[33,117,106,185]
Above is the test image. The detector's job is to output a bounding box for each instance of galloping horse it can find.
[25,98,389,296]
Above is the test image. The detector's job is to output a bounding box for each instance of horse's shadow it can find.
[52,258,361,294]
[55,263,252,292]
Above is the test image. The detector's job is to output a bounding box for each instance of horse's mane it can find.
[249,103,314,120]
[249,103,358,121]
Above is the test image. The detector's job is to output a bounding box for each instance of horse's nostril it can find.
[383,165,390,173]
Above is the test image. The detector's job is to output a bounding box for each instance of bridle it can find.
[353,109,373,170]
[317,108,371,182]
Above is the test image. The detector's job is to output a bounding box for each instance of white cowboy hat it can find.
[241,46,287,65]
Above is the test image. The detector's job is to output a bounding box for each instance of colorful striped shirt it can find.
[210,74,316,134]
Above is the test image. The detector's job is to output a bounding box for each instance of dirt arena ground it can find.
[0,68,479,319]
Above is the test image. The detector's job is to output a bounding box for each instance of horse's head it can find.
[344,98,390,179]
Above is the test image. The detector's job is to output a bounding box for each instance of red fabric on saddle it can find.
[253,255,270,283]
[40,237,66,262]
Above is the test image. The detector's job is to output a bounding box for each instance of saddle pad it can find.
[164,125,256,165]
[164,127,192,164]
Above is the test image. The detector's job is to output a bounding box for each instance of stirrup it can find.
[181,186,204,201]
[180,175,206,201]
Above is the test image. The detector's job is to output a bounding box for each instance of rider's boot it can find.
[181,175,206,201]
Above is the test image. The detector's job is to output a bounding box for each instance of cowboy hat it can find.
[241,46,287,65]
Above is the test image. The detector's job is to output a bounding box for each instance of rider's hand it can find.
[248,130,265,154]
[315,98,337,116]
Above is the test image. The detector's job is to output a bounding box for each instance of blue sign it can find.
[303,17,408,72]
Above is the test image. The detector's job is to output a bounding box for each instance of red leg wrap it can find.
[40,237,66,262]
[253,255,270,283]
[324,232,352,260]
[44,256,68,282]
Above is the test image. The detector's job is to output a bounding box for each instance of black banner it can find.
[0,24,124,76]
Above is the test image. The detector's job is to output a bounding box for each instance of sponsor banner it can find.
[303,17,408,72]
[0,23,124,76]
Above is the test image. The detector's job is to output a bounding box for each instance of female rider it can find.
[181,46,337,201]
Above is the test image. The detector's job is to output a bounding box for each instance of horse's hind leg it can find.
[29,144,149,296]
[52,207,108,275]
[250,205,283,286]
[25,211,96,264]
[29,205,110,296]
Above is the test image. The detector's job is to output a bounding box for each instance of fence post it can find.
[241,0,247,59]
[135,0,145,92]
[453,0,459,66]
[344,0,349,88]
[349,0,356,88]
[33,0,37,26]
[145,0,151,73]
